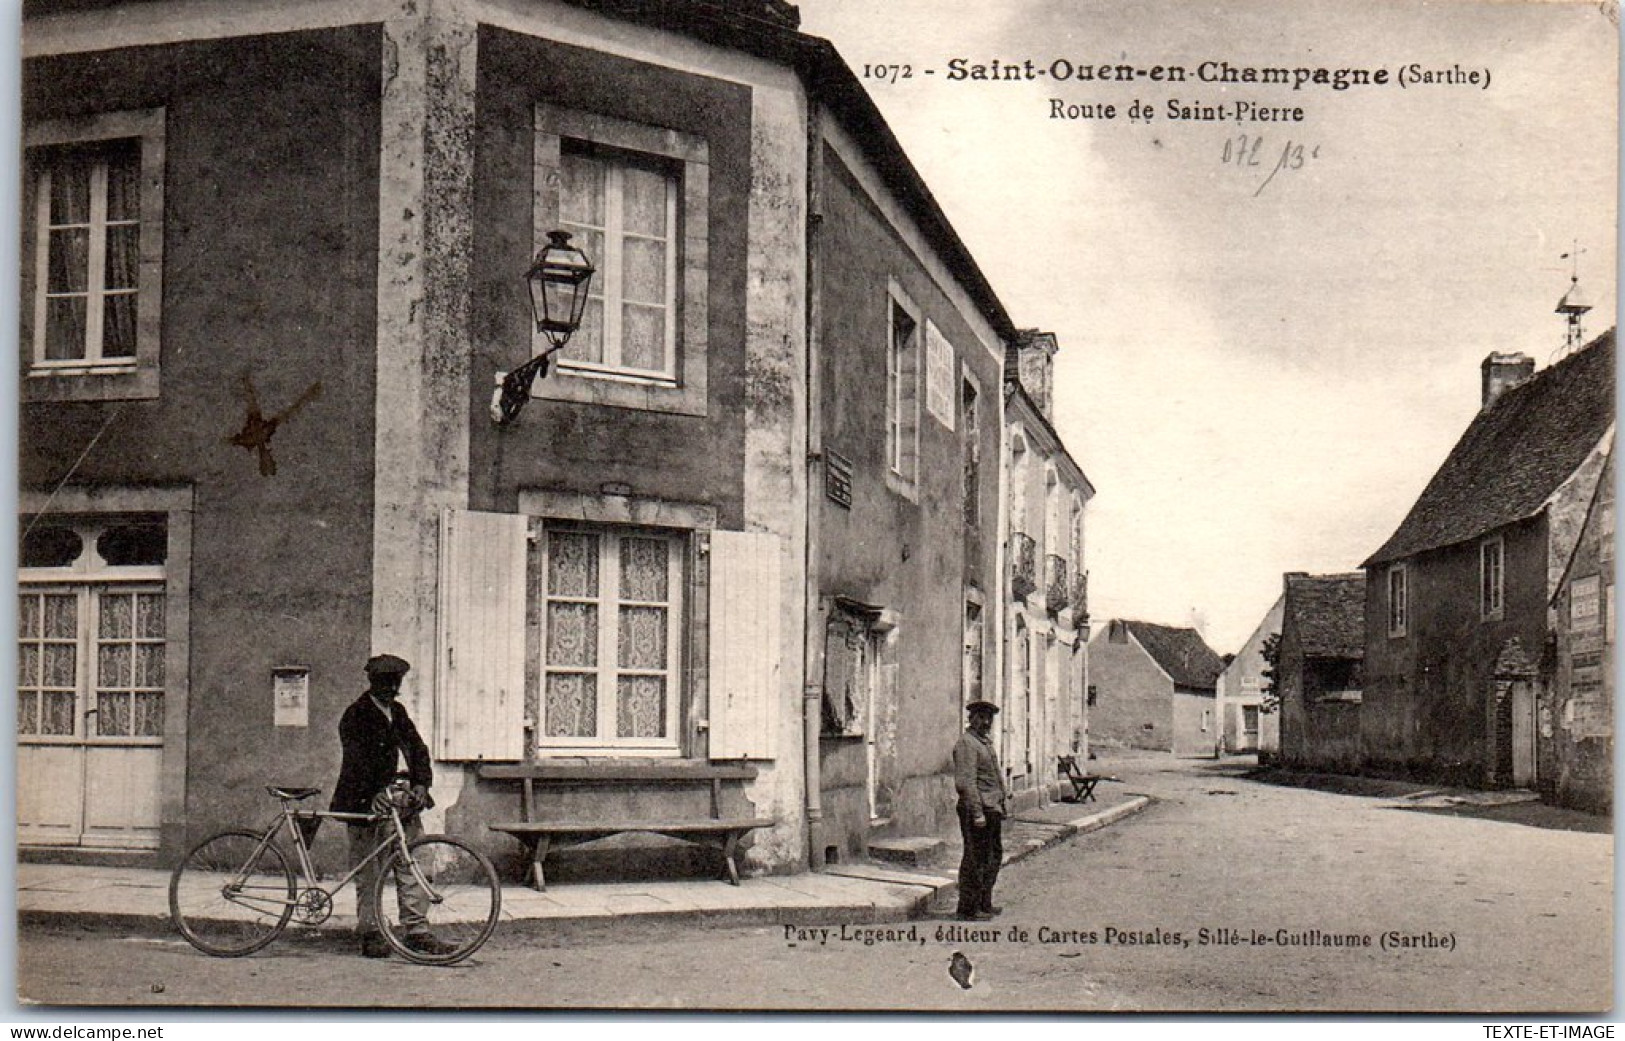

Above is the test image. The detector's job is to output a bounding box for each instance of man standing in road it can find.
[952,700,1009,922]
[331,653,451,958]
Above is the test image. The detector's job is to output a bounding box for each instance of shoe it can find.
[984,906,1004,917]
[956,911,994,922]
[360,932,390,959]
[403,932,461,957]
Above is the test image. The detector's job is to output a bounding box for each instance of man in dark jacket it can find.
[333,653,449,958]
[952,700,1010,922]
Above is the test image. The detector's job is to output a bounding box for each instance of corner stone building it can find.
[18,0,1041,879]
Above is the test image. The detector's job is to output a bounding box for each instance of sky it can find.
[797,0,1618,653]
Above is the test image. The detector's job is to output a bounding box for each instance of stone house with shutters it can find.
[18,0,1032,878]
[999,331,1094,809]
[1086,620,1224,756]
[1360,331,1614,795]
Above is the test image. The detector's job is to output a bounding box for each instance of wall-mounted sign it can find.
[273,666,311,728]
[825,449,853,509]
[925,319,955,431]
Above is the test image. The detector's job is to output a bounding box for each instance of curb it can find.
[23,797,1156,939]
[906,794,1155,917]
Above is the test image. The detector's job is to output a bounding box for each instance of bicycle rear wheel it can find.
[169,829,296,957]
[372,835,501,965]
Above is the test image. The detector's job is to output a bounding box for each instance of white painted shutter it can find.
[707,529,782,759]
[436,509,527,760]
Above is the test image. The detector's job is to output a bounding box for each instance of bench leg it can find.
[721,830,743,886]
[1080,781,1098,804]
[529,836,551,891]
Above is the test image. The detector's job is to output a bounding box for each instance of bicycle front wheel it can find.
[372,835,501,965]
[169,829,296,957]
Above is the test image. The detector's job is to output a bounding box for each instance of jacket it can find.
[952,728,1008,815]
[330,692,434,814]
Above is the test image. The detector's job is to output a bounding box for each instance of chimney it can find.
[1008,330,1059,419]
[1481,352,1535,409]
[1283,571,1307,594]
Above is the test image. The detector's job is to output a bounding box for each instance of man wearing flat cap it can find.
[332,653,444,957]
[952,700,1010,921]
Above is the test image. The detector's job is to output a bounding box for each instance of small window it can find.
[1387,565,1408,637]
[23,109,164,403]
[97,522,167,567]
[962,377,980,531]
[1480,538,1504,621]
[886,288,921,488]
[21,525,83,568]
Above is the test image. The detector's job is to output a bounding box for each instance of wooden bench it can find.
[1057,755,1120,804]
[479,762,775,891]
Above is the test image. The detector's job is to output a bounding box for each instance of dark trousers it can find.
[956,804,1003,915]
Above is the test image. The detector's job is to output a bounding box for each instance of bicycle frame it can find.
[223,795,440,918]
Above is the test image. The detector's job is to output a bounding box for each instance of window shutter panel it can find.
[436,509,527,760]
[707,529,782,759]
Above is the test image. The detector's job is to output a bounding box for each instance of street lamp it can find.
[491,230,596,424]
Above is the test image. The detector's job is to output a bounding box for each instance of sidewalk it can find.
[17,793,1151,935]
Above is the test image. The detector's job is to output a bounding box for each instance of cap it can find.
[966,700,1000,716]
[364,653,411,677]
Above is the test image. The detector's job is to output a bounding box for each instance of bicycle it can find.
[168,780,502,965]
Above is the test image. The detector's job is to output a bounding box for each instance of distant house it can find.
[1361,331,1615,793]
[1217,593,1284,758]
[1546,445,1614,811]
[1276,573,1366,773]
[1087,620,1224,756]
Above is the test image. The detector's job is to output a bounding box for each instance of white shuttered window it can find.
[708,530,781,760]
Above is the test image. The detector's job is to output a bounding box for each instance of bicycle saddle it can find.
[267,785,322,800]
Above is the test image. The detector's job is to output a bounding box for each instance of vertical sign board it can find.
[925,319,955,431]
[708,529,782,759]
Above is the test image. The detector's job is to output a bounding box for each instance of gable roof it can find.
[1284,573,1366,659]
[1365,329,1615,567]
[1122,621,1225,690]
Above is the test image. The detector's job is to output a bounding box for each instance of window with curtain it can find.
[24,109,164,402]
[539,527,684,753]
[17,517,167,742]
[558,145,680,382]
[32,139,141,370]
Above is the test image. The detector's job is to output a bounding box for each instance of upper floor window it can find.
[1480,537,1504,621]
[886,286,921,490]
[23,109,165,403]
[1386,564,1408,637]
[560,145,678,381]
[533,104,709,417]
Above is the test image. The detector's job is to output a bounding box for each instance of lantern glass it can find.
[527,230,595,347]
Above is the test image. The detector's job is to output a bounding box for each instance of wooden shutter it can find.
[436,509,527,760]
[707,529,782,760]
